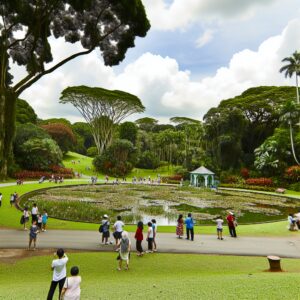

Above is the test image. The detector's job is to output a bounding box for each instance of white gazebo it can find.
[190,166,215,187]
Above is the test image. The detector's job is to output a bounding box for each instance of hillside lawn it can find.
[63,151,177,179]
[0,252,299,299]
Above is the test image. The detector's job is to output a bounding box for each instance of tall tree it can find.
[280,51,300,104]
[0,0,150,178]
[60,86,145,154]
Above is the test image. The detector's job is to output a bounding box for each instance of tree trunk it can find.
[0,89,17,179]
[289,121,300,165]
[296,75,299,104]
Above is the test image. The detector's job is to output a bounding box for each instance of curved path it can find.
[1,229,300,258]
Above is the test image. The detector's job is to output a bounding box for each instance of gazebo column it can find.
[204,175,208,187]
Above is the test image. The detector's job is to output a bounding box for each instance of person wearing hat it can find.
[226,212,237,237]
[101,214,110,245]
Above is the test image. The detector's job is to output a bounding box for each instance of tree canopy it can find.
[0,0,150,178]
[60,85,145,154]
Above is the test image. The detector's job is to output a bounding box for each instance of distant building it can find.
[190,166,215,187]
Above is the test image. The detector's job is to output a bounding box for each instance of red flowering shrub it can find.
[161,175,182,183]
[49,165,73,175]
[240,168,249,179]
[285,166,300,182]
[15,170,74,179]
[245,178,273,186]
[223,175,239,184]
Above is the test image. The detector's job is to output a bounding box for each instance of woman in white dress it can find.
[117,231,131,271]
[60,266,81,300]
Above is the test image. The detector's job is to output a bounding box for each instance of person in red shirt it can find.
[134,221,144,256]
[226,212,237,237]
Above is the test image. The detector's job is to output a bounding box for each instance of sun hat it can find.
[103,214,108,218]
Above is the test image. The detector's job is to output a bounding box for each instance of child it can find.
[23,206,30,230]
[146,222,154,253]
[28,220,39,250]
[60,266,81,300]
[214,216,224,240]
[151,219,157,252]
[37,214,42,231]
[117,231,131,271]
[42,209,48,232]
[134,221,144,256]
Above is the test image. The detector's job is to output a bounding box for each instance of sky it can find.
[13,0,300,123]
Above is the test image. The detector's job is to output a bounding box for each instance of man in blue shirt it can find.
[185,213,195,241]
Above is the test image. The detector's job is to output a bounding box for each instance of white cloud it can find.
[143,0,279,30]
[195,29,214,48]
[17,18,300,122]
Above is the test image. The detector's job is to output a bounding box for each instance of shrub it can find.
[14,170,73,179]
[48,165,73,175]
[289,182,300,192]
[219,183,275,192]
[173,167,190,180]
[136,151,160,169]
[161,175,182,183]
[240,168,249,179]
[245,178,273,186]
[285,166,300,182]
[222,175,239,184]
[86,146,98,157]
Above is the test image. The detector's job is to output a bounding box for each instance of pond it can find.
[19,184,300,225]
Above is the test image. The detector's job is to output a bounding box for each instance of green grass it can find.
[63,151,177,179]
[0,252,299,299]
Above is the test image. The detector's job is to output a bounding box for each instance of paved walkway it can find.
[1,229,300,258]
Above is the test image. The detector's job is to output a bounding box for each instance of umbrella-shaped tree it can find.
[60,86,145,154]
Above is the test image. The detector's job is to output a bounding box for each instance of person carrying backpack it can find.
[99,214,110,245]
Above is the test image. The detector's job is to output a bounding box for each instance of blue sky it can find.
[15,0,300,122]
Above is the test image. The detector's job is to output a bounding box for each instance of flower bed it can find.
[245,178,273,186]
[14,170,74,179]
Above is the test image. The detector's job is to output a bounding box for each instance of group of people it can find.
[99,215,158,270]
[49,174,64,184]
[21,203,49,250]
[0,191,18,208]
[132,176,161,185]
[47,248,81,300]
[176,212,238,240]
[288,211,300,231]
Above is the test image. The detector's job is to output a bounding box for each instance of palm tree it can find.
[280,51,300,104]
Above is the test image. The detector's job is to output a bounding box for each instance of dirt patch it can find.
[0,249,87,264]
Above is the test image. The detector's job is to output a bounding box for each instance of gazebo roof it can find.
[190,166,215,175]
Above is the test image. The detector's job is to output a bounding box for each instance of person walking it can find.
[113,216,124,245]
[117,231,131,271]
[226,212,237,237]
[60,266,81,300]
[0,192,2,207]
[47,248,69,300]
[101,214,110,245]
[176,214,184,239]
[214,216,224,240]
[185,213,195,241]
[10,194,14,207]
[151,219,157,252]
[146,222,154,253]
[134,221,144,256]
[28,220,39,250]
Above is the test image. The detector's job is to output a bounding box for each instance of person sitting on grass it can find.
[28,220,39,250]
[214,216,224,240]
[134,221,144,256]
[288,213,298,231]
[60,266,81,300]
[117,231,131,271]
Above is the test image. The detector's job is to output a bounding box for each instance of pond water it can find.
[19,184,300,225]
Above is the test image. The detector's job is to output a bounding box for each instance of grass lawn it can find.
[0,252,299,299]
[62,151,177,179]
[0,181,299,236]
